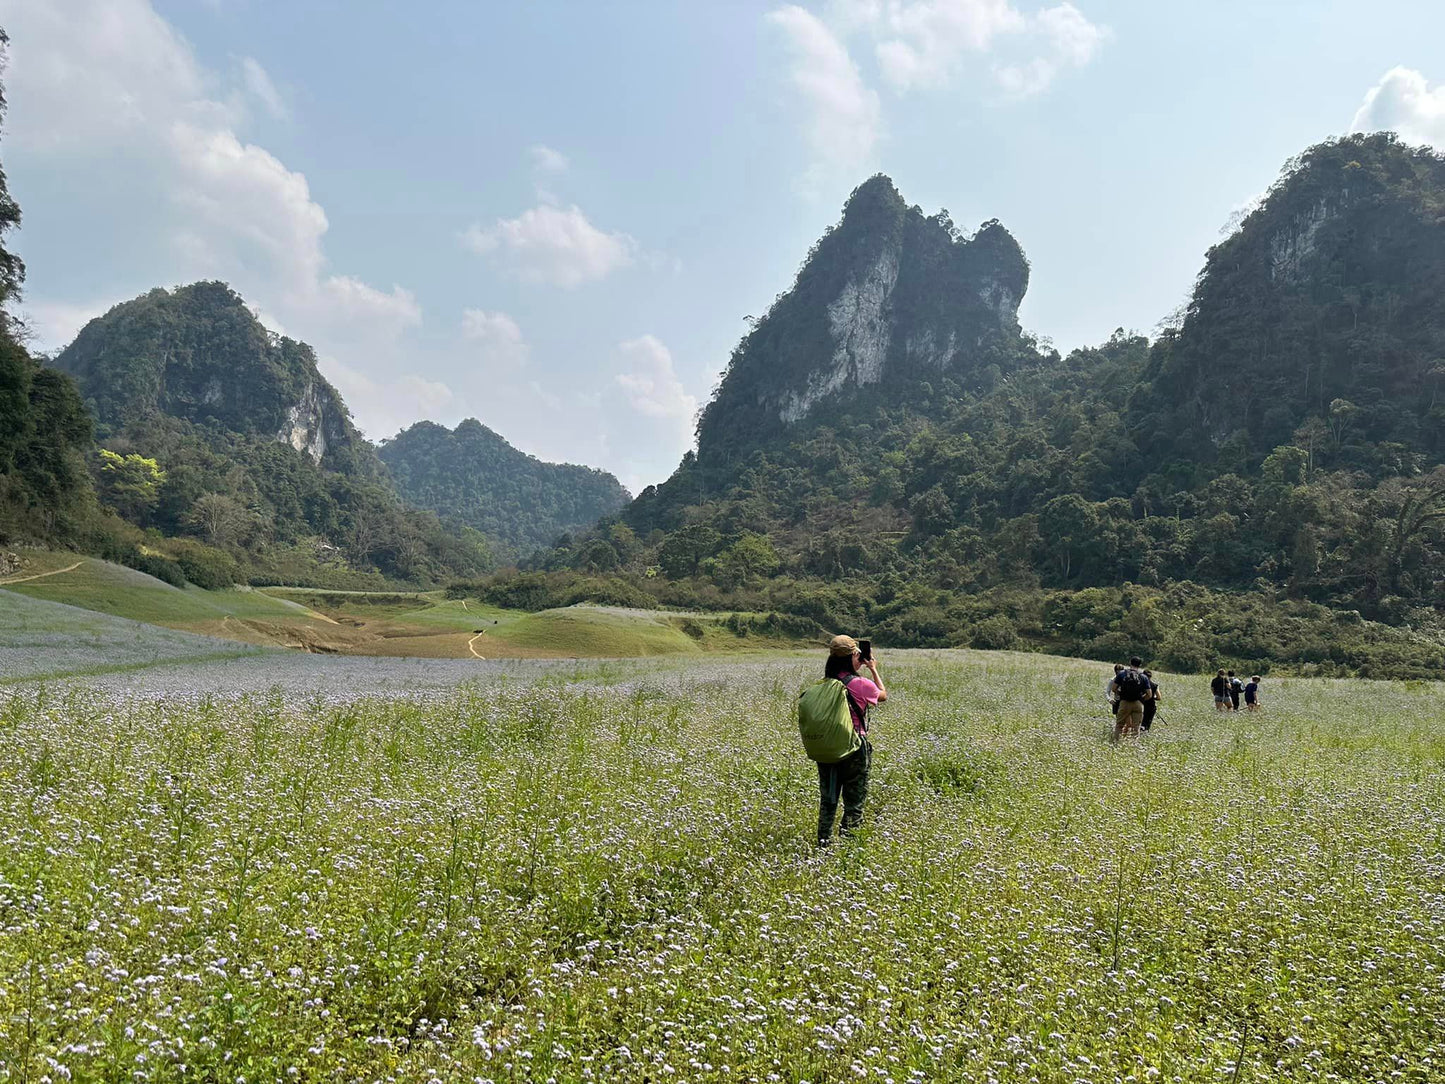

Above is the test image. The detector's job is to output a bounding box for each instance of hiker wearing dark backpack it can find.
[1228,670,1243,712]
[1141,669,1161,731]
[797,635,886,846]
[1109,656,1149,740]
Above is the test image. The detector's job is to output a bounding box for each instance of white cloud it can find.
[767,5,881,185]
[16,298,114,353]
[319,356,455,443]
[873,0,1107,96]
[614,335,697,423]
[766,2,1106,185]
[1035,2,1106,66]
[875,0,1025,90]
[528,144,569,174]
[461,309,530,369]
[1351,67,1445,150]
[6,0,233,155]
[6,0,423,399]
[993,56,1056,98]
[240,56,288,120]
[461,203,636,287]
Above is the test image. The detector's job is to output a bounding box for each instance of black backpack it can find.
[1115,667,1148,701]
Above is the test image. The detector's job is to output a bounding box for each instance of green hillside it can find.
[1,551,814,659]
[0,588,264,684]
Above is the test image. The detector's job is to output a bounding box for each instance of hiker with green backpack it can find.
[797,635,888,846]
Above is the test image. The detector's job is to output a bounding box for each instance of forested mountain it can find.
[51,284,491,585]
[57,281,379,475]
[380,419,629,557]
[494,135,1445,677]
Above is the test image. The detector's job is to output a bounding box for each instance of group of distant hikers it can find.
[797,635,1266,846]
[1209,668,1263,713]
[1105,660,1262,738]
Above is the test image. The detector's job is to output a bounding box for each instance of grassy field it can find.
[2,552,814,659]
[2,554,327,636]
[0,589,267,684]
[2,650,1442,1082]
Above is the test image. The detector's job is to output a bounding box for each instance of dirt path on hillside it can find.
[0,561,82,585]
[468,631,486,659]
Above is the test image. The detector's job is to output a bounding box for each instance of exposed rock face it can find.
[696,176,1029,458]
[1268,197,1339,282]
[780,241,902,423]
[277,382,331,464]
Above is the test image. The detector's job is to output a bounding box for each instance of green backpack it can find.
[797,678,861,763]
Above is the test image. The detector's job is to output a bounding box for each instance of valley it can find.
[0,549,817,664]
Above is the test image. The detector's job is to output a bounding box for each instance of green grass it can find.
[483,605,703,655]
[2,650,1444,1081]
[261,588,514,632]
[3,556,312,625]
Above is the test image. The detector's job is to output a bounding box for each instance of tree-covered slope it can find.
[1139,134,1445,477]
[509,138,1445,673]
[379,419,629,556]
[50,284,489,585]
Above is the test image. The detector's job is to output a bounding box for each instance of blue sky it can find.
[4,0,1445,492]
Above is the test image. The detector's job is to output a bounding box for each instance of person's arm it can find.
[866,660,888,702]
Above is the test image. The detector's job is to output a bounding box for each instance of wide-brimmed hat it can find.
[828,634,859,657]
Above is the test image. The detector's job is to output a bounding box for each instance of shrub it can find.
[130,552,186,587]
[166,539,238,590]
[969,614,1018,650]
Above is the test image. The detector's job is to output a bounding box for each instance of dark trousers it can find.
[1142,701,1157,730]
[817,739,871,844]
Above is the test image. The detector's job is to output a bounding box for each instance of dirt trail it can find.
[0,561,82,585]
[467,631,486,659]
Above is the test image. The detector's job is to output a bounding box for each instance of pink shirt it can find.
[842,675,881,734]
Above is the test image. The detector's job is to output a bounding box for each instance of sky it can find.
[3,1,1445,494]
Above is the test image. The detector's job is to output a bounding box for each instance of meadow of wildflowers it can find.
[0,592,263,684]
[2,650,1444,1082]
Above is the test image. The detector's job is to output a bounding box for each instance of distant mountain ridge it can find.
[379,419,629,557]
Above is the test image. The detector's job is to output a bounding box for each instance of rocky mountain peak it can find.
[693,176,1032,462]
